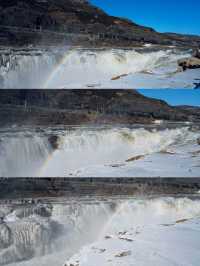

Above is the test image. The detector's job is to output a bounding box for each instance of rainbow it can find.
[37,152,55,177]
[98,201,129,241]
[43,48,73,88]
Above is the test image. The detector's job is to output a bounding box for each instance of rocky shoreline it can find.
[0,90,200,127]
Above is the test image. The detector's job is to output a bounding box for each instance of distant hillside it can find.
[0,89,200,126]
[0,0,200,47]
[176,105,200,117]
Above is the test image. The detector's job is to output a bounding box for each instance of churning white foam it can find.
[0,48,194,88]
[0,126,198,177]
[3,197,200,266]
[40,127,198,177]
[64,198,200,266]
[0,134,51,177]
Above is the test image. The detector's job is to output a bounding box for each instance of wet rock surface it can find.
[178,57,200,71]
[48,135,60,150]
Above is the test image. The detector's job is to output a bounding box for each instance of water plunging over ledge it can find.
[1,191,200,266]
[0,47,199,88]
[0,124,200,177]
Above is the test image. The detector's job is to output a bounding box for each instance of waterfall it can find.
[0,133,51,177]
[1,197,200,265]
[0,126,198,177]
[0,48,191,88]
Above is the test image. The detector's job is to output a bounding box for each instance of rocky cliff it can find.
[1,178,200,199]
[0,0,199,47]
[0,89,199,126]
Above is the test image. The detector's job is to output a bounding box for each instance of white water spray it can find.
[0,48,192,88]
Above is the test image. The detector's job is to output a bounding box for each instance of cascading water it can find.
[0,133,51,177]
[0,200,116,266]
[65,197,200,266]
[0,203,58,266]
[0,48,195,88]
[39,126,199,177]
[0,126,199,177]
[43,48,188,88]
[1,197,200,266]
[0,51,58,88]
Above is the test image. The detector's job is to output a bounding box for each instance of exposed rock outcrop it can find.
[48,135,60,150]
[178,57,200,71]
[1,178,200,199]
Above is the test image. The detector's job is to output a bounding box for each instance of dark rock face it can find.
[0,0,200,47]
[1,178,200,199]
[197,138,200,145]
[48,135,60,150]
[0,89,200,126]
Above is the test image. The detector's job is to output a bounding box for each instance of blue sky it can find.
[90,0,200,35]
[138,90,200,106]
